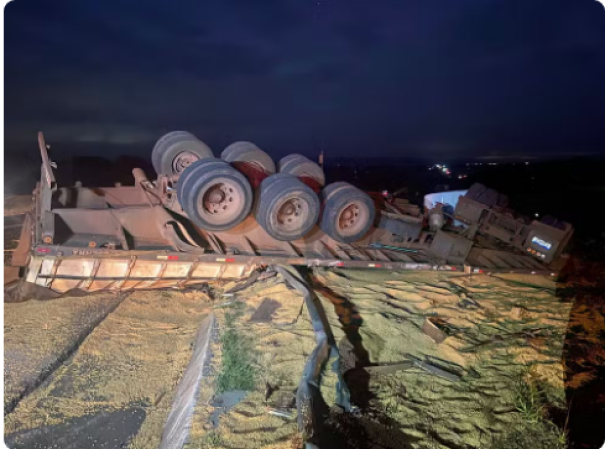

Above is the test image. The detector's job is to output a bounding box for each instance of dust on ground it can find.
[4,288,211,449]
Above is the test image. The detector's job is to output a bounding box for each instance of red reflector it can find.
[36,248,51,253]
[336,262,345,267]
[167,255,179,260]
[225,258,235,263]
[451,267,458,271]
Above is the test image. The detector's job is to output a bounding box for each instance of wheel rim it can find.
[275,196,309,233]
[196,178,243,225]
[337,200,369,236]
[173,151,200,175]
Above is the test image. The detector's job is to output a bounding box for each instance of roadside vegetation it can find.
[491,368,568,449]
[216,310,257,393]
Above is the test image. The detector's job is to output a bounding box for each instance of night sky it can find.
[5,0,605,166]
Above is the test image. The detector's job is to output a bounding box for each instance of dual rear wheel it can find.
[176,158,252,232]
[255,174,320,241]
[319,182,375,243]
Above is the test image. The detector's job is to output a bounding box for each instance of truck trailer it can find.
[7,132,572,298]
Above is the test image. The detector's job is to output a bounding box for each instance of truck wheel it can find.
[222,142,276,174]
[255,173,320,241]
[179,159,252,231]
[176,157,225,206]
[152,131,192,174]
[152,131,213,177]
[277,154,325,191]
[320,182,375,243]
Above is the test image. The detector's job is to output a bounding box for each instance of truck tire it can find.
[277,154,325,191]
[320,182,375,243]
[179,159,252,231]
[176,158,225,206]
[152,131,213,177]
[221,141,276,175]
[255,173,320,241]
[276,154,305,172]
[152,131,192,174]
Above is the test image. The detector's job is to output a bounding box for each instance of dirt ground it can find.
[556,256,605,449]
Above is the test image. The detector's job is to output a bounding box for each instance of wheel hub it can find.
[277,198,305,230]
[208,190,225,203]
[173,151,199,174]
[338,202,365,234]
[202,184,235,215]
[282,204,295,215]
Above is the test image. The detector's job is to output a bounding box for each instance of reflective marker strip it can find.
[368,263,381,268]
[216,258,235,263]
[36,248,51,253]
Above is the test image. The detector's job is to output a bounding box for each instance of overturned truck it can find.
[9,132,573,296]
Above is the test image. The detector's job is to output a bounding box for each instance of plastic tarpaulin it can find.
[274,266,351,447]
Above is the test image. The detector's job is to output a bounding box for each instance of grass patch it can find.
[491,368,568,449]
[216,311,257,393]
[491,422,567,449]
[514,374,545,424]
[201,430,224,448]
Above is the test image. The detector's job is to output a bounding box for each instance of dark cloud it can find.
[4,0,605,161]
